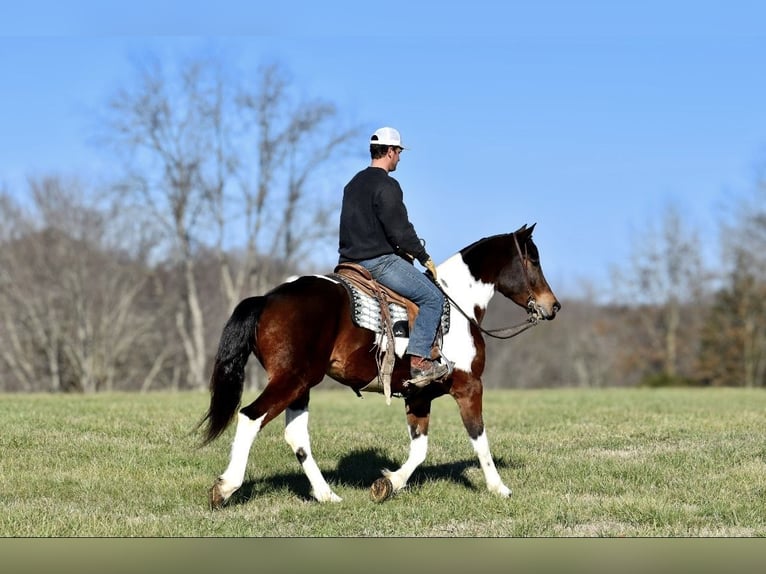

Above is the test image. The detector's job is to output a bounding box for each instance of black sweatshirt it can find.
[338,166,429,266]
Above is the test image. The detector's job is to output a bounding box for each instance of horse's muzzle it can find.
[529,298,560,320]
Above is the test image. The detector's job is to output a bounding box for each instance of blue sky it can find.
[1,1,765,298]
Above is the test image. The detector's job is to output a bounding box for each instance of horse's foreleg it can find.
[380,397,432,495]
[210,411,266,509]
[284,406,341,502]
[453,380,512,497]
[470,429,512,497]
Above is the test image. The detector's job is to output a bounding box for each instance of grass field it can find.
[1,387,765,537]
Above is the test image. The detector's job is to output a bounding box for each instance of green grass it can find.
[1,388,765,536]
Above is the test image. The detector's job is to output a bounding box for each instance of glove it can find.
[425,258,438,280]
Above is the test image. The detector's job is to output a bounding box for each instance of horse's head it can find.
[498,223,560,320]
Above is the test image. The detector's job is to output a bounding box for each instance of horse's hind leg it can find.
[210,411,266,509]
[376,396,432,498]
[210,382,310,508]
[212,379,340,507]
[285,393,341,502]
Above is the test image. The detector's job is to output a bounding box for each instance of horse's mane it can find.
[458,225,534,258]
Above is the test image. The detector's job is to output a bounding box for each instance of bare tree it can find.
[700,170,766,386]
[0,177,163,392]
[0,189,61,391]
[609,205,709,384]
[103,57,223,389]
[101,56,358,389]
[218,63,357,308]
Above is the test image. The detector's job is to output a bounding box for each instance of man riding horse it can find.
[201,128,560,507]
[338,127,451,385]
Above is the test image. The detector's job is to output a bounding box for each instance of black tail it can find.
[198,296,266,446]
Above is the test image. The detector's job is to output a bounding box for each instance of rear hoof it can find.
[370,477,394,503]
[209,478,228,510]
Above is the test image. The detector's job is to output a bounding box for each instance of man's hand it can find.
[425,258,438,280]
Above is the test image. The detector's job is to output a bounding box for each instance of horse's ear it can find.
[513,223,536,236]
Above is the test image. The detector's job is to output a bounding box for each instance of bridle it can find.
[434,232,540,340]
[512,231,539,313]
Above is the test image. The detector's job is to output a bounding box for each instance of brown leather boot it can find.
[408,355,450,387]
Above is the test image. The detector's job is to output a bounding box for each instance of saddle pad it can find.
[332,274,450,336]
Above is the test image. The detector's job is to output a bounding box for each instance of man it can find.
[338,126,450,384]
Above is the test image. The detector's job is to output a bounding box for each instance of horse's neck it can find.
[438,253,496,321]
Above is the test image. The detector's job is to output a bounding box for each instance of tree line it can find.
[1,57,358,392]
[1,56,764,392]
[483,193,766,389]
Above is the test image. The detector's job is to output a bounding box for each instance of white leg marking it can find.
[471,431,512,497]
[383,433,428,492]
[285,408,341,502]
[218,412,266,500]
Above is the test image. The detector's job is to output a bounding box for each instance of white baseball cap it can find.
[369,126,407,149]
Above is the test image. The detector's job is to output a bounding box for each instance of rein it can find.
[435,282,539,340]
[434,232,539,340]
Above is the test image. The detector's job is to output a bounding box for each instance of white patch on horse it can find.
[375,332,410,359]
[470,430,512,497]
[393,336,408,357]
[217,412,266,500]
[287,274,338,284]
[315,274,340,283]
[383,433,429,492]
[437,254,495,372]
[285,408,341,502]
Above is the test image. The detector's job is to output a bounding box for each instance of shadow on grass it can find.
[229,447,520,506]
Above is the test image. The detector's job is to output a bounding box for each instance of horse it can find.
[199,223,560,507]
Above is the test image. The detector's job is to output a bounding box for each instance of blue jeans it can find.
[358,253,445,358]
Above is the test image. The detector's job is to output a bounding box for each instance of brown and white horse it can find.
[200,223,560,506]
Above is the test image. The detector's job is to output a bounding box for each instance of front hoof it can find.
[209,478,228,510]
[313,489,343,503]
[496,485,513,498]
[370,477,394,503]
